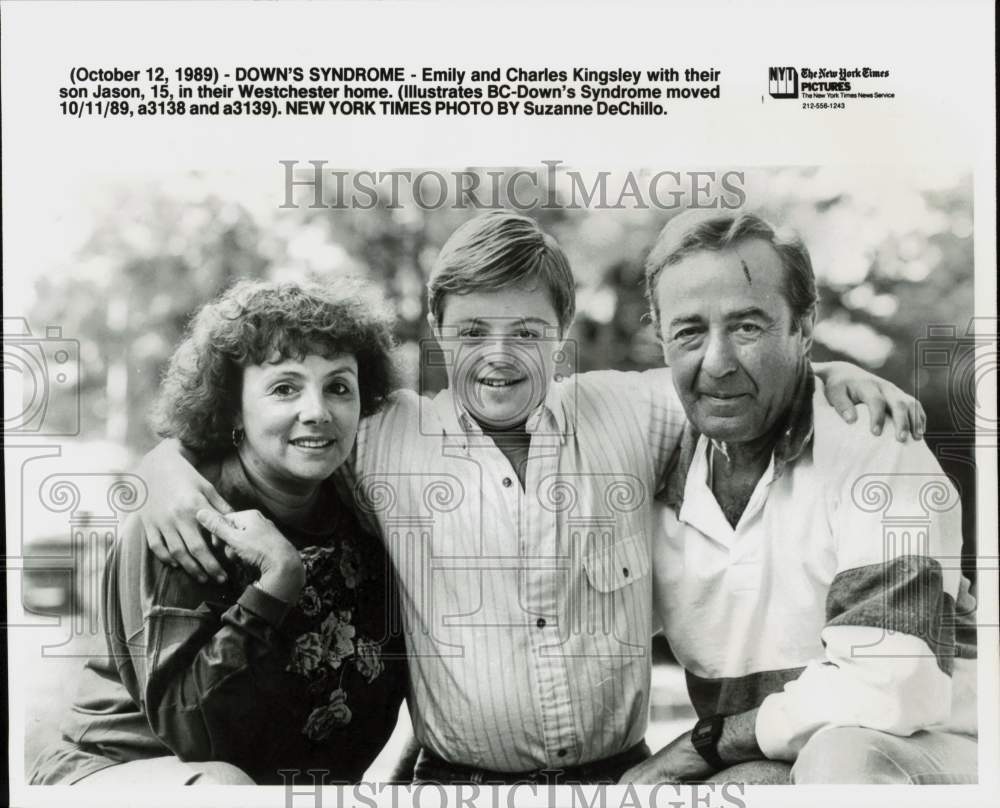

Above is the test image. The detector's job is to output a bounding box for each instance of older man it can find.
[622,211,978,784]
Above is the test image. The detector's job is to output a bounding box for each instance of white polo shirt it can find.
[653,377,977,760]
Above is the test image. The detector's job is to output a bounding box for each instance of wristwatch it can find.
[691,715,727,770]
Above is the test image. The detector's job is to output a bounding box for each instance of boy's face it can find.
[432,280,566,430]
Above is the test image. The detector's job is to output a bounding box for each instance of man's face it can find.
[432,281,565,430]
[655,239,812,443]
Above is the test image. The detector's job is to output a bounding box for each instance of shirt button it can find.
[536,618,546,629]
[502,477,513,488]
[622,567,630,578]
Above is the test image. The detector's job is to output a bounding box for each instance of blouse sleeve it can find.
[106,517,295,764]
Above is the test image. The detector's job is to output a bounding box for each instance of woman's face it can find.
[237,353,361,494]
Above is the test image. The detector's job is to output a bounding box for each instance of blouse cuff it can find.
[237,584,292,628]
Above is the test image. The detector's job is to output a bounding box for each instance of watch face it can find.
[693,723,712,743]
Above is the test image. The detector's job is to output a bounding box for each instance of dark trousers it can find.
[413,742,650,785]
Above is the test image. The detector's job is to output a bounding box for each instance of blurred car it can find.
[18,440,134,621]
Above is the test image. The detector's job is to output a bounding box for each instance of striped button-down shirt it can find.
[339,369,685,771]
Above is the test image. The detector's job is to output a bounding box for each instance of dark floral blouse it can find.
[29,455,407,786]
[275,543,393,742]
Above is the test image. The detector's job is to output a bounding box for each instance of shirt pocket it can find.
[583,533,650,593]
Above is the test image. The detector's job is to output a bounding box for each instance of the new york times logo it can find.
[768,67,799,99]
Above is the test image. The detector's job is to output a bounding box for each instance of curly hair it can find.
[151,278,398,456]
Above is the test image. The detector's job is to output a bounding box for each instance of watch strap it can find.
[691,714,727,770]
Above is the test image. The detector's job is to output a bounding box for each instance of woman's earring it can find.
[232,427,245,447]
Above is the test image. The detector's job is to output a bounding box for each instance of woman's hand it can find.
[815,361,927,441]
[196,509,306,605]
[137,439,233,584]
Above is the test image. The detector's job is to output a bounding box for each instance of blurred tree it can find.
[31,188,269,449]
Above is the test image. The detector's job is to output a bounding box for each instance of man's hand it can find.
[618,730,714,784]
[136,439,233,584]
[815,361,926,441]
[196,509,306,605]
[621,710,765,784]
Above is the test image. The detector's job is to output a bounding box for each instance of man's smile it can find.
[698,391,749,402]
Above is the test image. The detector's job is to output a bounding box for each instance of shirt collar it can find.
[659,364,815,510]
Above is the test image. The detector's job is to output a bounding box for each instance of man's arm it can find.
[628,570,972,781]
[637,361,927,441]
[751,415,962,761]
[618,710,762,783]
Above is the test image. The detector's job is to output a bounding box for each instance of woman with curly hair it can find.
[30,279,407,785]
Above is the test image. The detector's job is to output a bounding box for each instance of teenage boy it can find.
[134,211,924,783]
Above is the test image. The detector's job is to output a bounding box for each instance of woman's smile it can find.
[288,436,337,450]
